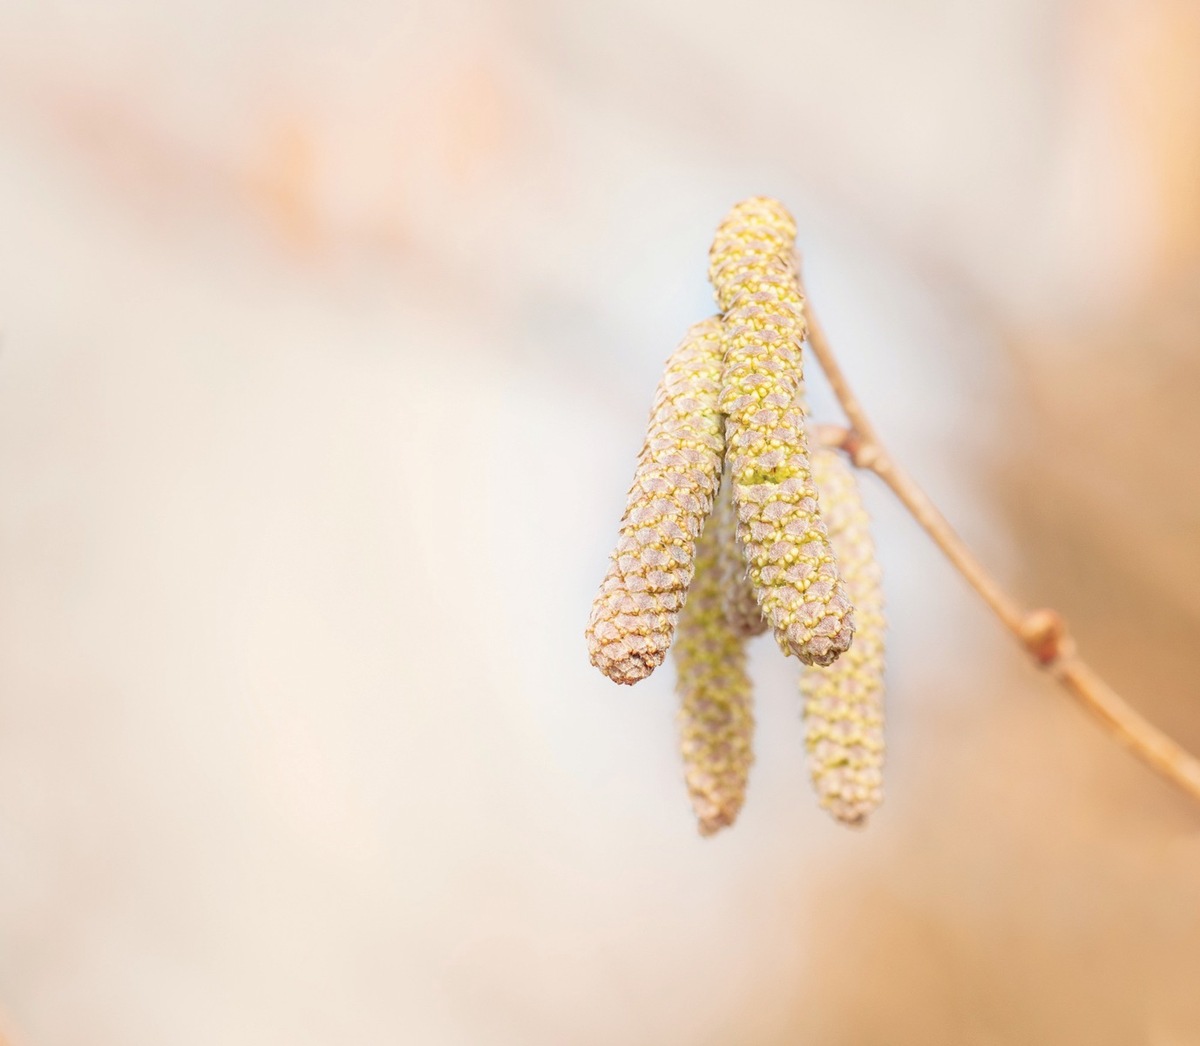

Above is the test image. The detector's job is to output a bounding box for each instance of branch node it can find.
[810,424,883,470]
[1018,608,1075,667]
[850,440,883,471]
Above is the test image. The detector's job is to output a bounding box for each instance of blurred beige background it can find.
[2,1,1200,1043]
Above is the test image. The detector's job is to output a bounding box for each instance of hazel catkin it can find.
[674,481,755,836]
[708,198,854,667]
[800,446,886,826]
[586,318,726,684]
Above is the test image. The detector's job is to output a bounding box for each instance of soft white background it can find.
[2,1,1199,1043]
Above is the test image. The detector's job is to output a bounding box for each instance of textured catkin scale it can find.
[585,318,726,685]
[801,447,886,826]
[674,495,755,836]
[709,197,854,666]
[712,471,768,637]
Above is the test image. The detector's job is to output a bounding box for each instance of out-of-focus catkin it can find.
[801,446,885,826]
[713,468,767,637]
[586,318,726,685]
[674,485,754,836]
[708,197,854,667]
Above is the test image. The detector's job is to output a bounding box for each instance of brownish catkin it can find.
[708,197,854,666]
[586,318,725,684]
[675,480,755,836]
[801,446,886,826]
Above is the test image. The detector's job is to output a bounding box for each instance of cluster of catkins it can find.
[586,197,886,835]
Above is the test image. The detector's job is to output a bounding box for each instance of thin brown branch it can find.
[804,294,1200,807]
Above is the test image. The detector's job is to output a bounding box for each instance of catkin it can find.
[801,446,885,826]
[675,484,755,836]
[713,468,767,637]
[586,318,726,684]
[708,197,854,667]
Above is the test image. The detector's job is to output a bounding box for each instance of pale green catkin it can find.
[801,446,886,826]
[674,480,755,836]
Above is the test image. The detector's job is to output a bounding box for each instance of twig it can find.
[803,291,1200,806]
